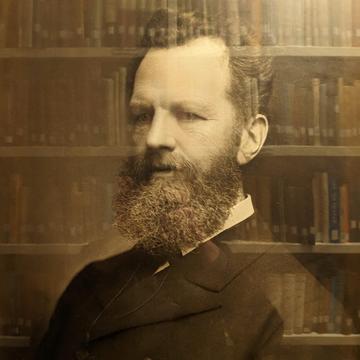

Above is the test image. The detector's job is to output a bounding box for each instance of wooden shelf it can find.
[0,46,360,59]
[282,334,360,346]
[0,47,145,58]
[0,146,133,157]
[0,336,30,348]
[232,46,360,57]
[225,241,360,254]
[1,145,360,158]
[0,243,88,255]
[260,145,360,157]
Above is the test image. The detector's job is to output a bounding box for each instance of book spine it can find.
[353,80,360,144]
[318,0,330,46]
[319,82,328,145]
[9,174,23,244]
[294,273,306,334]
[225,0,241,46]
[345,0,353,46]
[311,78,321,146]
[303,272,316,333]
[329,175,340,243]
[312,172,322,243]
[104,0,117,46]
[340,183,350,243]
[127,0,137,48]
[21,0,34,48]
[117,0,127,47]
[118,66,128,146]
[33,0,44,47]
[265,273,283,315]
[304,0,312,46]
[349,179,359,242]
[256,176,272,241]
[311,0,319,46]
[71,0,85,46]
[285,185,300,243]
[320,172,330,243]
[329,0,341,46]
[342,85,354,146]
[326,79,337,145]
[89,0,103,47]
[0,1,11,47]
[282,273,296,334]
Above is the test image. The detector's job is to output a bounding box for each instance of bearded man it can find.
[37,9,294,360]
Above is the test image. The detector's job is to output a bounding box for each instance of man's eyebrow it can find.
[129,99,153,111]
[171,100,212,114]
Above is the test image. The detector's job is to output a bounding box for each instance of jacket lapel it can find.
[88,237,266,343]
[88,258,221,342]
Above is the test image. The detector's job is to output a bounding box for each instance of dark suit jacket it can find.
[36,235,287,360]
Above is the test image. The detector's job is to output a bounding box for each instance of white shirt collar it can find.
[154,194,254,274]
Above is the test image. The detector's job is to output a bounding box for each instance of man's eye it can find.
[134,113,152,123]
[181,112,206,121]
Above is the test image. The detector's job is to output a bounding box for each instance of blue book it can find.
[329,176,340,243]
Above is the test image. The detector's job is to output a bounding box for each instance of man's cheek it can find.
[131,124,150,146]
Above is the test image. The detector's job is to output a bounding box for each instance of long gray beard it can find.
[113,149,242,256]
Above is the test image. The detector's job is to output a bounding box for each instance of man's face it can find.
[129,37,237,174]
[114,37,244,255]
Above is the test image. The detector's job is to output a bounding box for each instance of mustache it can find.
[120,150,197,181]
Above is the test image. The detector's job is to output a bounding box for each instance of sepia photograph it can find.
[1,0,360,359]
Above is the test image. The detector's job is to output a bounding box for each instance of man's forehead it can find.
[133,37,231,99]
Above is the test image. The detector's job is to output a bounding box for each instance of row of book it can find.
[2,0,360,49]
[262,0,360,47]
[2,168,360,245]
[1,171,116,244]
[270,77,360,146]
[0,271,60,338]
[242,172,360,244]
[0,0,261,48]
[265,271,359,335]
[0,64,128,146]
[0,0,168,48]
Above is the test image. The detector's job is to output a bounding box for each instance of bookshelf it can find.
[225,241,360,254]
[2,145,360,158]
[1,1,360,360]
[2,46,360,59]
[0,336,30,348]
[282,334,360,346]
[0,243,88,255]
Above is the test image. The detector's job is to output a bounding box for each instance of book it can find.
[303,271,316,333]
[318,0,330,46]
[329,175,340,243]
[256,176,272,241]
[342,85,355,145]
[102,78,116,146]
[282,273,296,334]
[311,78,321,146]
[312,172,322,243]
[304,0,312,46]
[104,0,117,46]
[319,82,328,145]
[294,273,306,334]
[340,183,350,243]
[71,0,85,46]
[311,0,320,45]
[265,273,283,315]
[320,172,330,243]
[285,185,299,243]
[9,174,23,244]
[352,0,360,46]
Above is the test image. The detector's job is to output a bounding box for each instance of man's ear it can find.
[236,114,268,165]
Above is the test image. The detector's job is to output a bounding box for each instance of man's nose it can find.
[146,111,176,151]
